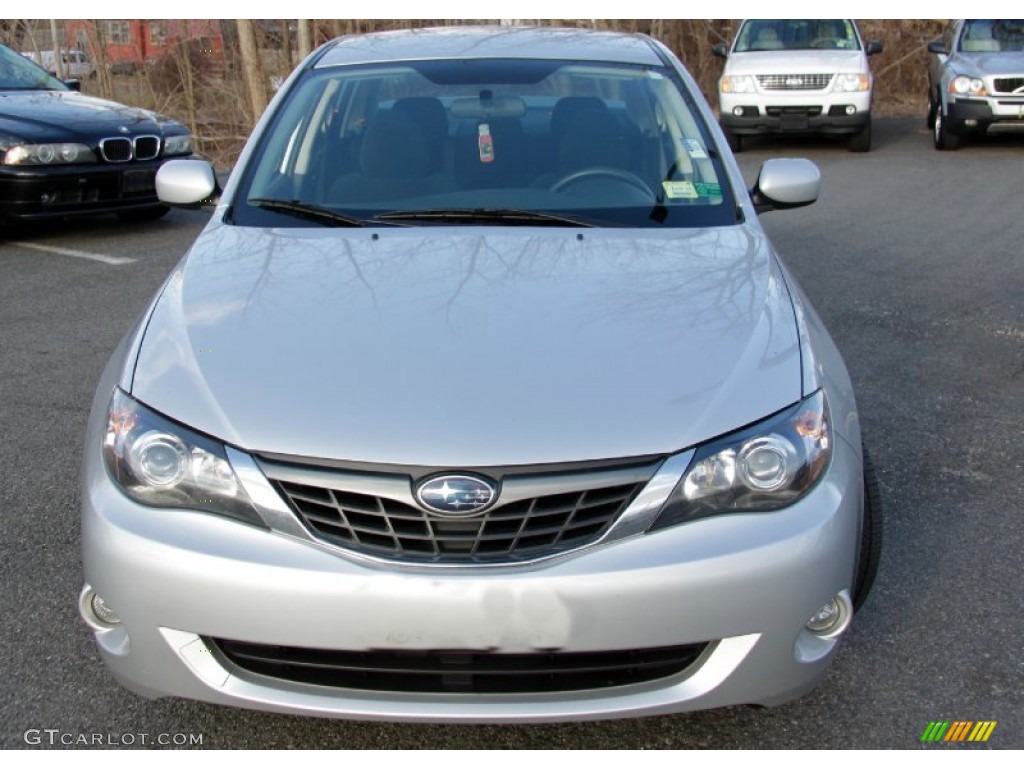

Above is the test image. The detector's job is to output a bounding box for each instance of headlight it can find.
[3,143,97,165]
[648,390,831,531]
[103,388,266,528]
[950,76,986,96]
[162,134,193,156]
[833,73,871,92]
[720,75,756,94]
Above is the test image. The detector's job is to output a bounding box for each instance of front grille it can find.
[99,137,132,163]
[210,638,710,693]
[766,106,823,117]
[993,76,1024,94]
[757,73,832,90]
[274,476,644,563]
[133,135,160,160]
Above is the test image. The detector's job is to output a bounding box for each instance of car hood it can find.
[726,49,867,75]
[131,224,803,466]
[0,90,180,142]
[953,52,1024,76]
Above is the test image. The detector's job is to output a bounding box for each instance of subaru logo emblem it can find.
[415,475,496,517]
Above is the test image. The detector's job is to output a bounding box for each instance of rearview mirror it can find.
[156,159,219,208]
[751,158,820,214]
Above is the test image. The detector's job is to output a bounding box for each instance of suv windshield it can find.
[958,19,1024,52]
[734,20,861,52]
[0,44,66,90]
[233,57,736,229]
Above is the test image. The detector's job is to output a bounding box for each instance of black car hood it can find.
[0,90,183,142]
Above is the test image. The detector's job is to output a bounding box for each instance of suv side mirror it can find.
[927,40,948,55]
[865,40,884,56]
[712,43,729,59]
[751,159,820,214]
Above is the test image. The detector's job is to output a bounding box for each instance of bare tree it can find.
[236,19,267,126]
[297,19,312,60]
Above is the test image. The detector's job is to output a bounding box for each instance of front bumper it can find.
[0,158,181,220]
[80,434,863,723]
[946,95,1024,129]
[720,90,871,136]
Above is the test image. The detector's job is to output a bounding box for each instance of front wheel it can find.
[853,448,883,611]
[926,91,938,129]
[933,110,961,151]
[848,122,872,153]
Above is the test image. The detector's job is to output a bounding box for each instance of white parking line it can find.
[8,241,136,265]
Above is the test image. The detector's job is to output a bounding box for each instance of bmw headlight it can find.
[103,388,266,528]
[162,134,193,156]
[720,75,756,94]
[950,76,986,96]
[833,73,871,92]
[649,390,831,531]
[3,143,97,165]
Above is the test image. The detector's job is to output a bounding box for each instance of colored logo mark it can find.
[921,721,997,743]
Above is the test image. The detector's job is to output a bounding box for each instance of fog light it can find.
[845,105,856,115]
[806,597,842,633]
[40,192,57,204]
[965,118,978,127]
[733,106,745,117]
[91,594,122,626]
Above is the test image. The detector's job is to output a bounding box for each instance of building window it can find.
[149,21,166,46]
[103,21,131,45]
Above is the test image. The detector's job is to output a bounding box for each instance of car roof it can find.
[315,26,664,68]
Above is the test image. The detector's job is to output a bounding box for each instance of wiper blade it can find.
[248,198,368,227]
[375,208,597,227]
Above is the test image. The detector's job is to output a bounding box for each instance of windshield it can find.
[958,19,1024,52]
[232,57,736,229]
[734,20,861,52]
[0,45,67,90]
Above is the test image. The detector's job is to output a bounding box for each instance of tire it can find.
[853,448,883,611]
[116,205,170,223]
[723,127,743,153]
[933,109,961,150]
[848,121,871,153]
[926,91,938,129]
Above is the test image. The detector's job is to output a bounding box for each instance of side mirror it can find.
[865,40,884,56]
[63,79,81,92]
[927,40,948,55]
[156,159,219,208]
[712,43,729,59]
[751,158,820,214]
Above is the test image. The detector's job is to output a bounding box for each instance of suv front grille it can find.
[993,76,1024,94]
[273,476,644,563]
[757,73,832,90]
[210,638,710,693]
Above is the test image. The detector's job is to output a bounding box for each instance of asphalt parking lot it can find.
[1,117,1021,749]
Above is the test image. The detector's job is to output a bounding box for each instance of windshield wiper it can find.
[248,198,369,227]
[375,208,597,227]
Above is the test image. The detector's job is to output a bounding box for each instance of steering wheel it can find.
[550,167,655,200]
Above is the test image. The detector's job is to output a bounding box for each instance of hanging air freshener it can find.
[478,123,495,163]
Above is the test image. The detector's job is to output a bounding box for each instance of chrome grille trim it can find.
[993,76,1024,94]
[133,135,161,160]
[99,137,132,163]
[238,452,683,568]
[756,73,832,91]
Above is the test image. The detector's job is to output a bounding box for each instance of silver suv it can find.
[928,19,1024,150]
[713,19,883,152]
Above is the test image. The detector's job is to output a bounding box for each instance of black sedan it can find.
[0,43,194,224]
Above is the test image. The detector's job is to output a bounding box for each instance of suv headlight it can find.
[649,390,831,531]
[162,134,193,156]
[3,143,97,165]
[950,76,986,96]
[720,75,756,94]
[103,388,266,528]
[833,73,871,92]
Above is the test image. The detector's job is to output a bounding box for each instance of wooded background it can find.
[3,19,946,167]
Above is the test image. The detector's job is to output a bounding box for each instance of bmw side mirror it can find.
[712,43,729,59]
[927,40,948,55]
[751,158,820,214]
[64,79,81,91]
[865,40,884,56]
[156,159,220,209]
